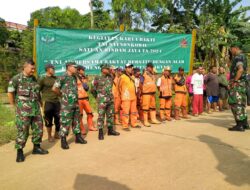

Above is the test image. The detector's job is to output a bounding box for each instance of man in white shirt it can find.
[191,66,204,116]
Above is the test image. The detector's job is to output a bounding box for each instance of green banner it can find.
[36,28,193,75]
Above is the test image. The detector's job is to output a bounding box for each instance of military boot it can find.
[16,149,25,163]
[243,118,250,130]
[228,121,245,132]
[61,137,69,149]
[32,144,49,154]
[98,129,104,140]
[143,112,151,127]
[75,133,87,144]
[108,128,120,136]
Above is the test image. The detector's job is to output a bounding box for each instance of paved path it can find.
[0,110,250,190]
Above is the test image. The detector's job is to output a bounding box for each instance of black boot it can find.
[75,133,87,144]
[98,129,104,140]
[243,118,250,130]
[108,128,120,136]
[32,144,49,154]
[228,121,245,132]
[16,149,25,162]
[61,137,69,149]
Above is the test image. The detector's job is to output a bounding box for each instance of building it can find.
[5,21,27,32]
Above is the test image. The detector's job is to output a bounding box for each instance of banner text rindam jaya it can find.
[36,28,193,75]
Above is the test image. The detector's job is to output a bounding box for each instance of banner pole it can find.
[189,29,197,75]
[33,19,39,77]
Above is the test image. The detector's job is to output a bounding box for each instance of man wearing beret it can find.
[39,64,60,142]
[8,59,48,162]
[228,42,249,131]
[91,64,120,140]
[52,62,87,149]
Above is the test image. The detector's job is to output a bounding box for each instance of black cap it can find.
[178,67,184,71]
[77,65,86,70]
[66,62,77,67]
[45,63,54,70]
[146,62,154,68]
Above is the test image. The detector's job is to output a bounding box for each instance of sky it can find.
[0,0,249,26]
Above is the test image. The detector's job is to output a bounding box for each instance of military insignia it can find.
[41,32,56,44]
[180,38,188,48]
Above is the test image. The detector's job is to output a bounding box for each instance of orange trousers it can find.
[174,93,187,108]
[160,98,172,119]
[121,99,138,128]
[78,99,94,134]
[114,97,121,123]
[142,94,156,111]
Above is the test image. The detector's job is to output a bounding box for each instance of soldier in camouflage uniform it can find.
[91,64,120,140]
[7,59,48,163]
[228,42,249,131]
[52,62,87,149]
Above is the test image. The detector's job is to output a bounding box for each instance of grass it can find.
[0,102,16,146]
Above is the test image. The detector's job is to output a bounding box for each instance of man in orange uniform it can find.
[113,67,123,125]
[77,65,97,135]
[118,63,141,130]
[140,62,161,127]
[157,66,173,121]
[174,67,190,120]
[134,68,143,121]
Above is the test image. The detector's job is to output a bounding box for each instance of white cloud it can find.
[0,0,90,25]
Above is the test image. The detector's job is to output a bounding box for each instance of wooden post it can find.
[189,29,197,75]
[33,19,38,77]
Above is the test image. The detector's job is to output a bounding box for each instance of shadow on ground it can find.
[186,112,236,129]
[73,174,131,190]
[198,135,250,187]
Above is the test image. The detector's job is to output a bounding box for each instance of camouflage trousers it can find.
[15,114,43,149]
[59,106,81,137]
[228,82,248,121]
[97,101,114,129]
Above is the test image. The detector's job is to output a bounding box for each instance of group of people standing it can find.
[7,42,249,163]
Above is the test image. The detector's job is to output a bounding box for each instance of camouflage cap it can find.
[110,65,117,70]
[66,62,77,67]
[100,64,110,70]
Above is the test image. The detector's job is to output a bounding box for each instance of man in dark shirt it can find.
[204,66,219,113]
[39,64,60,142]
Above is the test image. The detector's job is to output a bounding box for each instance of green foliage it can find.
[28,7,85,29]
[0,18,9,47]
[0,102,16,145]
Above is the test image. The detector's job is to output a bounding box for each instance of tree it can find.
[0,18,9,47]
[28,7,85,29]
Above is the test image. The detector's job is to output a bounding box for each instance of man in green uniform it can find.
[39,64,60,142]
[228,42,249,131]
[52,62,87,149]
[8,59,48,163]
[91,64,120,140]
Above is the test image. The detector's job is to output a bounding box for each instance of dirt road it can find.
[0,110,250,190]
